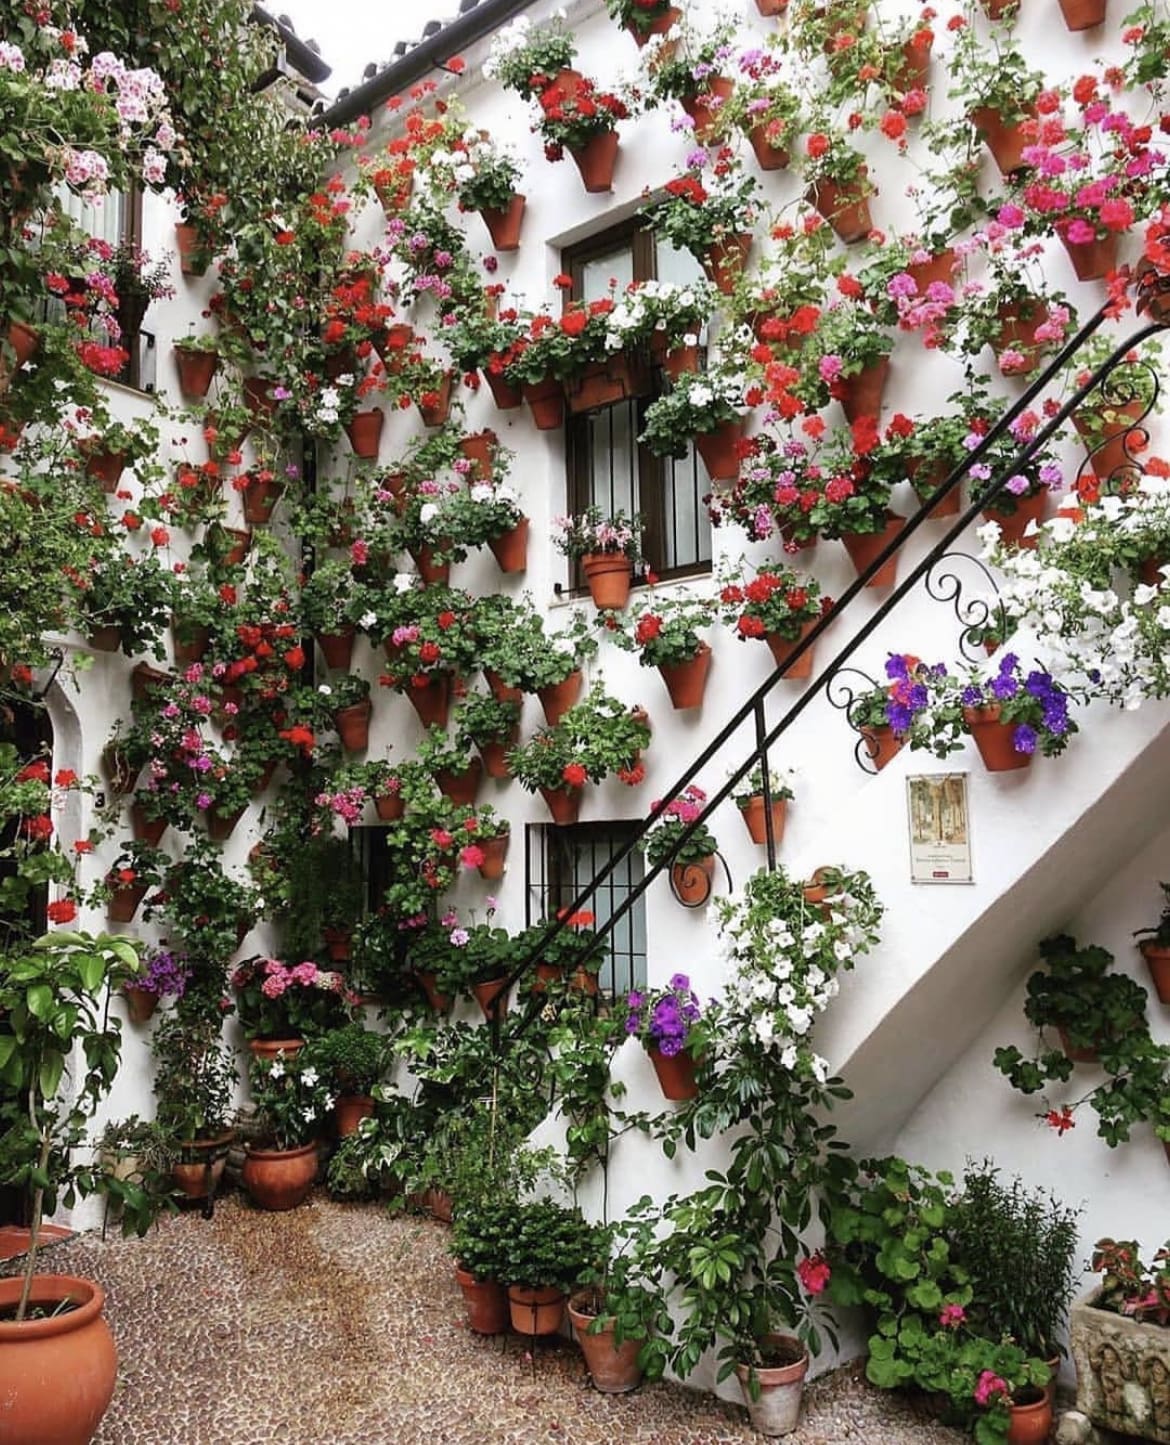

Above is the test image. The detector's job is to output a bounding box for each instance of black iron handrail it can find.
[491,274,1170,1042]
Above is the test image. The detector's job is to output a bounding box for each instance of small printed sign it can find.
[907,773,973,884]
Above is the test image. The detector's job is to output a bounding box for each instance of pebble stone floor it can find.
[4,1192,973,1445]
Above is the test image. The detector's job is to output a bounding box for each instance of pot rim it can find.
[0,1274,105,1341]
[244,1139,319,1161]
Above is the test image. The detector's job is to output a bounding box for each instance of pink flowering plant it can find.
[230,956,356,1040]
[641,785,719,869]
[1091,1238,1170,1326]
[552,506,644,563]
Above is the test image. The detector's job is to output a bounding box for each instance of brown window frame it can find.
[561,221,712,589]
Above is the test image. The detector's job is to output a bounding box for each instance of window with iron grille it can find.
[563,222,712,585]
[525,821,647,998]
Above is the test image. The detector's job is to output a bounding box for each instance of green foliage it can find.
[496,1198,603,1292]
[302,1023,389,1094]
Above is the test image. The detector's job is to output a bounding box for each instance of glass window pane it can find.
[581,247,634,302]
[657,240,705,287]
[662,442,712,571]
[587,400,639,519]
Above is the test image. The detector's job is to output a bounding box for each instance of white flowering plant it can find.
[639,362,750,459]
[604,278,718,355]
[248,1050,336,1151]
[730,763,796,808]
[712,865,882,1074]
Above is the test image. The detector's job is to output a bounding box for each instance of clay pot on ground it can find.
[1006,1387,1053,1445]
[647,1044,700,1100]
[982,490,1048,549]
[694,418,745,482]
[658,644,712,710]
[521,376,565,430]
[568,1293,645,1393]
[568,130,620,193]
[455,1268,510,1334]
[317,630,355,671]
[806,173,872,243]
[765,621,818,680]
[670,856,715,906]
[0,1274,118,1445]
[739,795,787,848]
[537,670,583,726]
[479,193,526,251]
[335,1095,375,1138]
[344,407,384,459]
[581,552,633,610]
[173,346,218,400]
[963,705,1032,772]
[242,1141,319,1212]
[487,517,529,573]
[734,1335,810,1438]
[839,514,905,588]
[1138,941,1170,1004]
[507,1285,566,1336]
[172,1132,233,1201]
[540,785,583,826]
[702,232,753,295]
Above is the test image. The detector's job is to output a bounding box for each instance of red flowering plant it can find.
[803,288,896,407]
[320,255,394,364]
[483,15,578,101]
[356,98,459,214]
[376,585,481,695]
[0,750,84,934]
[800,115,874,193]
[801,416,903,538]
[230,955,356,1040]
[534,76,632,160]
[716,559,829,644]
[605,589,717,667]
[644,162,759,263]
[506,687,652,796]
[504,286,630,387]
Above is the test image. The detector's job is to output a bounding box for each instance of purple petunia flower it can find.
[1013,724,1037,755]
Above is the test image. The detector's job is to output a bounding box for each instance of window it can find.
[563,222,712,583]
[526,822,647,998]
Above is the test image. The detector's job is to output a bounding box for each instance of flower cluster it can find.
[231,956,356,1039]
[622,973,705,1057]
[642,785,719,869]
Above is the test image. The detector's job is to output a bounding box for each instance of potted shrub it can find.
[498,1199,602,1335]
[0,930,142,1445]
[243,1050,335,1211]
[302,1024,389,1136]
[1070,1237,1170,1443]
[552,506,644,610]
[94,1115,179,1238]
[717,562,829,679]
[1133,882,1170,1004]
[732,764,796,848]
[151,989,239,1205]
[619,973,709,1100]
[450,1197,516,1334]
[569,1212,672,1393]
[641,785,720,906]
[609,590,717,709]
[231,956,356,1052]
[640,361,750,483]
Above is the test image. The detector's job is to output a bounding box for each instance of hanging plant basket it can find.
[838,355,891,424]
[472,977,509,1021]
[963,705,1033,772]
[1138,941,1170,1005]
[765,621,818,679]
[122,983,159,1025]
[406,674,452,730]
[479,193,526,251]
[658,643,712,710]
[344,407,384,459]
[646,1044,700,1100]
[1057,0,1107,27]
[982,490,1048,549]
[537,670,583,726]
[807,172,873,243]
[173,347,219,400]
[241,476,284,525]
[174,222,209,276]
[702,232,753,295]
[624,4,682,46]
[521,376,565,430]
[694,417,746,482]
[415,970,452,1012]
[539,784,583,825]
[748,125,791,172]
[487,517,529,574]
[739,795,787,847]
[1060,230,1119,283]
[840,514,905,588]
[1072,400,1146,481]
[565,353,648,414]
[567,130,620,194]
[581,552,634,610]
[334,699,373,751]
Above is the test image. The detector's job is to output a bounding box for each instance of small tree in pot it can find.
[497,1198,603,1335]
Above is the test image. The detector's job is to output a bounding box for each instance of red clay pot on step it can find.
[840,514,904,588]
[455,1268,510,1334]
[647,1044,700,1100]
[807,173,872,242]
[488,517,529,574]
[739,795,787,847]
[581,552,633,610]
[537,670,582,725]
[765,621,817,679]
[479,193,526,250]
[658,643,711,710]
[964,705,1032,772]
[345,407,384,459]
[521,377,565,430]
[568,130,620,193]
[695,418,745,482]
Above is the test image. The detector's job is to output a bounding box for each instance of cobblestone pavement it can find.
[5,1192,973,1444]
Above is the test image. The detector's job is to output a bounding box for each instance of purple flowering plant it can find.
[133,946,191,999]
[622,973,708,1059]
[958,653,1078,759]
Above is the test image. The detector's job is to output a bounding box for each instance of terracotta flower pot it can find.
[317,630,355,671]
[334,699,373,751]
[87,624,122,654]
[1139,941,1170,1005]
[479,193,526,251]
[242,377,278,423]
[122,983,159,1025]
[581,552,633,610]
[172,1132,233,1200]
[734,1335,810,1438]
[80,444,125,493]
[1057,0,1106,28]
[540,785,583,825]
[971,105,1034,175]
[485,668,524,706]
[861,724,904,772]
[1060,229,1118,283]
[374,791,405,822]
[241,476,284,525]
[0,1274,118,1445]
[242,1141,318,1212]
[907,249,956,294]
[537,670,583,725]
[568,1294,645,1393]
[755,0,787,10]
[963,704,1033,772]
[995,300,1049,375]
[407,673,451,730]
[748,125,791,172]
[174,347,218,400]
[568,130,620,193]
[459,429,497,481]
[436,759,482,807]
[647,1044,699,1100]
[907,458,960,517]
[218,527,252,566]
[840,514,904,588]
[484,368,522,410]
[670,856,715,906]
[172,622,210,666]
[488,517,529,573]
[839,355,891,423]
[478,737,515,780]
[982,489,1048,549]
[694,418,745,482]
[623,4,681,46]
[765,621,818,679]
[205,802,245,841]
[658,643,712,710]
[344,407,384,459]
[416,970,451,1012]
[175,223,209,276]
[4,319,39,377]
[662,343,702,380]
[702,232,753,295]
[1007,1389,1053,1445]
[335,1094,375,1138]
[455,1268,510,1334]
[476,833,510,879]
[129,802,167,848]
[807,173,872,243]
[1073,401,1146,481]
[472,977,510,1021]
[101,745,138,796]
[506,1285,565,1336]
[566,353,647,414]
[410,543,451,586]
[521,376,565,430]
[739,795,787,847]
[531,962,565,994]
[896,31,934,90]
[130,661,170,703]
[1057,1026,1099,1064]
[418,373,454,427]
[107,882,147,924]
[680,76,735,142]
[373,322,414,368]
